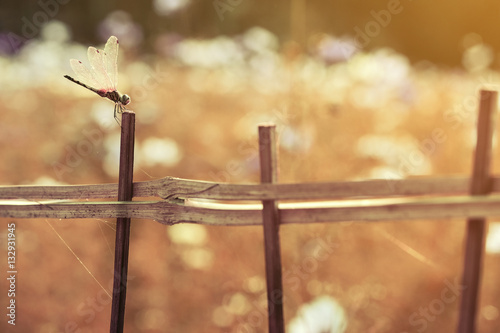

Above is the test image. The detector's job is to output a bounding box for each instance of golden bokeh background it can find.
[2,1,500,332]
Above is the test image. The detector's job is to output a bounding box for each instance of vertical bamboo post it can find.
[259,124,285,333]
[457,90,497,333]
[110,111,135,333]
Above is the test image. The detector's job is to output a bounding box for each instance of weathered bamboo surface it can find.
[457,89,497,332]
[258,124,285,333]
[2,195,500,225]
[2,175,500,200]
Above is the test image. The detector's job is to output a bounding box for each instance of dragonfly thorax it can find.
[106,90,131,106]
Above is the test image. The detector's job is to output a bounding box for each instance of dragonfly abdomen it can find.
[64,75,107,98]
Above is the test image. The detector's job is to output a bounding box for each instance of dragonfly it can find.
[64,36,131,124]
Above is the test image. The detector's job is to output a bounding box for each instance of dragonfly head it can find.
[120,94,131,106]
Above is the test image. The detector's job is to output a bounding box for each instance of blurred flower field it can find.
[2,22,500,332]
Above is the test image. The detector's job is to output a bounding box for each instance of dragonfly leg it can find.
[114,104,122,127]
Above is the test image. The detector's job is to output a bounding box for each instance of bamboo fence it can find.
[1,90,498,333]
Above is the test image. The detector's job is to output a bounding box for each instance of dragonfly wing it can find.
[104,36,119,91]
[69,58,102,90]
[88,46,114,92]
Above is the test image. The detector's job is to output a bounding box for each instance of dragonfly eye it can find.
[121,94,131,105]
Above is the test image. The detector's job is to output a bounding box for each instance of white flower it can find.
[288,296,347,333]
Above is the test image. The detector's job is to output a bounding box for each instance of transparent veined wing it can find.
[69,58,102,91]
[88,46,114,92]
[104,36,119,92]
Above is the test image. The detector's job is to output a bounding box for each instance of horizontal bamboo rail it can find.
[2,175,500,200]
[1,194,500,225]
